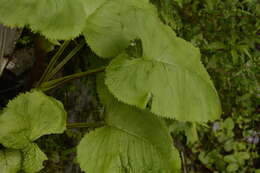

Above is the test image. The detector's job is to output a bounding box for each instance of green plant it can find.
[0,91,66,173]
[151,0,259,172]
[0,0,225,172]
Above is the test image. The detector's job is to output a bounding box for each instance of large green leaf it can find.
[0,149,22,173]
[105,53,221,122]
[83,0,221,121]
[0,0,91,39]
[21,143,47,173]
[0,90,66,172]
[77,77,181,173]
[84,0,156,58]
[0,90,67,149]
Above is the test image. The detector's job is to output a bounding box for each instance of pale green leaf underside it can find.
[0,90,67,149]
[0,0,90,39]
[0,149,21,173]
[77,77,181,173]
[21,143,47,173]
[84,0,221,121]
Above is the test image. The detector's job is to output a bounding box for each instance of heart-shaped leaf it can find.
[0,90,67,149]
[77,77,181,173]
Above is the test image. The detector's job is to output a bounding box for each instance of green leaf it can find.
[84,0,221,122]
[0,0,89,39]
[227,163,239,172]
[231,49,239,64]
[205,42,226,50]
[0,90,67,149]
[223,118,234,130]
[77,78,181,173]
[106,53,221,122]
[21,143,47,173]
[255,169,260,173]
[185,123,199,144]
[169,121,198,144]
[0,149,22,173]
[224,155,237,163]
[84,0,157,58]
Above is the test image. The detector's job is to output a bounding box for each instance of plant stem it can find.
[39,66,106,91]
[45,41,85,81]
[67,122,105,129]
[181,151,188,173]
[36,40,70,87]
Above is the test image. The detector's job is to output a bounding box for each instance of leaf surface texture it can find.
[0,90,66,149]
[21,143,47,173]
[77,77,181,173]
[0,0,102,39]
[0,90,67,172]
[84,0,221,121]
[0,149,21,173]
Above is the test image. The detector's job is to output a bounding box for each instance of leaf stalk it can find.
[67,122,105,129]
[39,66,106,91]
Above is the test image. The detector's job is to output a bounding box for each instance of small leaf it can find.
[205,42,225,50]
[227,163,239,172]
[185,123,198,144]
[223,118,234,130]
[0,149,22,173]
[21,143,47,173]
[0,90,67,149]
[224,155,237,163]
[231,49,239,64]
[169,121,198,144]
